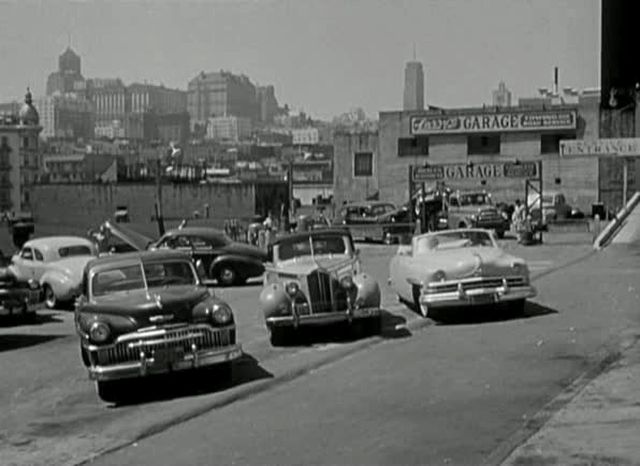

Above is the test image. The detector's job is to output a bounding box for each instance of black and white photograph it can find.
[1,0,639,464]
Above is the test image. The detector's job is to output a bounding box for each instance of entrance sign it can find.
[559,138,640,157]
[411,162,539,182]
[410,110,577,135]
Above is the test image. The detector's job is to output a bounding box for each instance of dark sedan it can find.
[95,222,268,286]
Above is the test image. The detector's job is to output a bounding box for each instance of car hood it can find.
[100,220,155,251]
[271,255,356,276]
[85,285,210,324]
[416,247,522,279]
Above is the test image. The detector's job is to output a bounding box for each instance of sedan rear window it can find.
[59,245,93,258]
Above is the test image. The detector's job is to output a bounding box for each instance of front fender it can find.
[259,283,291,320]
[211,254,265,274]
[40,270,76,300]
[353,273,381,308]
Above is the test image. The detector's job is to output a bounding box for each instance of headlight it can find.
[211,303,233,325]
[285,281,299,296]
[89,321,111,343]
[470,214,477,221]
[433,270,446,282]
[340,275,355,289]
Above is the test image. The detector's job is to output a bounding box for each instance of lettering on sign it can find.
[559,138,640,157]
[411,162,539,182]
[410,111,577,135]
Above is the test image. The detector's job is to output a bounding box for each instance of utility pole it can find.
[155,153,165,236]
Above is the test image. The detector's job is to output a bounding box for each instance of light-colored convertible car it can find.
[11,236,98,309]
[260,229,381,345]
[389,229,536,318]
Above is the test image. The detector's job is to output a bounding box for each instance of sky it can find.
[0,0,600,120]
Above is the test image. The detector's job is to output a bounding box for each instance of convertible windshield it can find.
[91,260,197,297]
[277,235,348,261]
[415,231,494,253]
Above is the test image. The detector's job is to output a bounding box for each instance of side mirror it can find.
[355,248,361,257]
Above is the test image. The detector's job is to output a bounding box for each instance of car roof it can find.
[24,236,93,251]
[273,228,352,245]
[163,227,226,238]
[86,249,191,272]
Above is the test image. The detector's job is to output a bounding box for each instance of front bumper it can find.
[420,282,536,309]
[0,290,40,316]
[87,344,243,381]
[266,306,380,328]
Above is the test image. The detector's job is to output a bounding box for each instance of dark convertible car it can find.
[95,221,267,286]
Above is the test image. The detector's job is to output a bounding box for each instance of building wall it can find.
[333,131,379,206]
[334,103,600,213]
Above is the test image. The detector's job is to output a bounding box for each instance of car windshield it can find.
[277,235,348,261]
[58,245,94,258]
[415,231,494,253]
[91,260,197,297]
[459,194,490,206]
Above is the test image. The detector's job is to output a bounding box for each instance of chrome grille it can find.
[306,270,334,314]
[427,276,526,294]
[94,325,234,366]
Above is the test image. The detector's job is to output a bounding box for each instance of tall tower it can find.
[403,60,425,111]
[492,81,512,107]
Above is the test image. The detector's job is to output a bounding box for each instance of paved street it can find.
[3,232,638,466]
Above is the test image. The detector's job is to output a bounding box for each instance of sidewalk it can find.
[502,333,640,466]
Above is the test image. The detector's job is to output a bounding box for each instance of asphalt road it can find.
[3,231,639,466]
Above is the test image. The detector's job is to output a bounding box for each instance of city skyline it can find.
[0,0,600,120]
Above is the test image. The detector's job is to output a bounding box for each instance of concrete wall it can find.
[26,182,256,240]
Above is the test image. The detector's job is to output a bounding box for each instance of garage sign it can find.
[410,110,576,135]
[411,162,539,182]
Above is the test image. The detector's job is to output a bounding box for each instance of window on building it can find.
[541,133,576,154]
[467,134,501,155]
[22,137,29,149]
[354,152,373,177]
[398,136,429,157]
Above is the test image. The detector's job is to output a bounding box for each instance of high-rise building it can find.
[35,94,95,140]
[46,47,85,96]
[492,81,512,107]
[0,90,42,213]
[403,61,425,111]
[206,116,252,142]
[257,85,279,124]
[187,71,259,132]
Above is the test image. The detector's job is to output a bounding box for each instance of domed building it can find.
[0,88,42,217]
[19,88,39,126]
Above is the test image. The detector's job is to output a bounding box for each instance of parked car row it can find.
[3,220,537,405]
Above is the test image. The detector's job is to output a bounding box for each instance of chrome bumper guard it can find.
[421,277,536,308]
[266,306,380,328]
[85,324,242,381]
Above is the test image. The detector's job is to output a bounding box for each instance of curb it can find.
[76,312,432,465]
[484,330,640,466]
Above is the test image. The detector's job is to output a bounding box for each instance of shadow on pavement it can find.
[0,334,66,352]
[432,301,558,326]
[272,309,410,347]
[0,311,64,328]
[111,353,273,407]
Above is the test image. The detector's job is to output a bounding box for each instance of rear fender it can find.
[40,270,74,299]
[210,254,265,274]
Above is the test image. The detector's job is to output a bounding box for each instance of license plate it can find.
[471,294,496,305]
[154,347,184,366]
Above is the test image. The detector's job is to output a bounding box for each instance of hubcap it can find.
[221,268,234,283]
[45,288,55,308]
